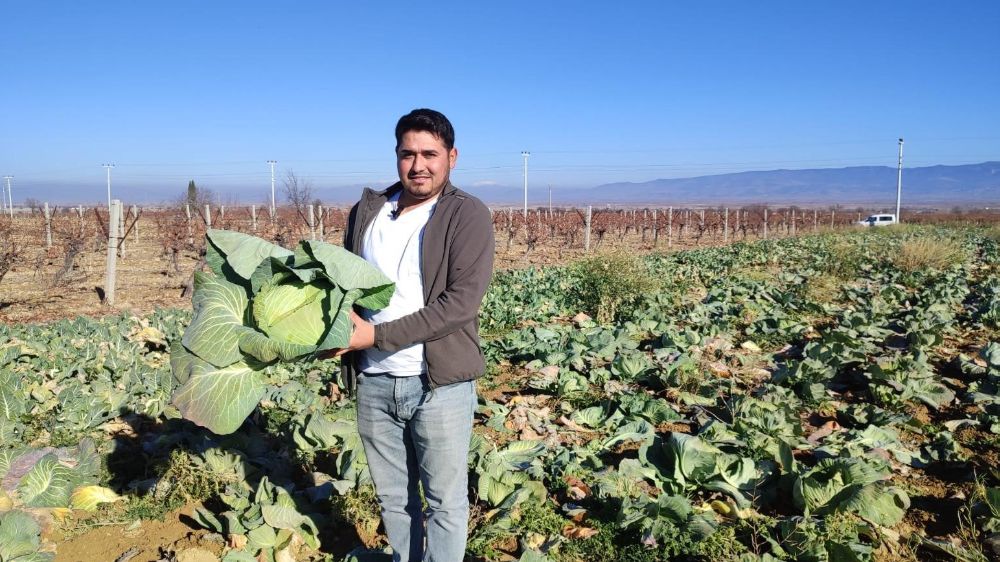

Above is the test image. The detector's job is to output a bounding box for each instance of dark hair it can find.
[395,108,455,150]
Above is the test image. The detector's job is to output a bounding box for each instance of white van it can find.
[858,214,897,227]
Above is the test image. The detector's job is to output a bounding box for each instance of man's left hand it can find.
[333,310,375,357]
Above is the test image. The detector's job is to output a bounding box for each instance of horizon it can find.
[9,160,999,208]
[2,1,999,205]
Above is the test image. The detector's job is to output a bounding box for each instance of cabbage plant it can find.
[171,230,394,435]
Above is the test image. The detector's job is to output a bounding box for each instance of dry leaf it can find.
[806,420,841,444]
[562,524,599,540]
[564,475,591,500]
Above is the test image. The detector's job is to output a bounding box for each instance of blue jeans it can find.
[356,373,477,562]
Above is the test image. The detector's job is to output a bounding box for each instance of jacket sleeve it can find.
[373,200,494,351]
[343,202,360,250]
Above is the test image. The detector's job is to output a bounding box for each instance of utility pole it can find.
[267,160,277,216]
[521,151,530,218]
[102,163,115,210]
[895,138,904,224]
[2,176,11,217]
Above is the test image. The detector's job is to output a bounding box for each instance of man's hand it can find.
[337,310,375,356]
[316,311,376,360]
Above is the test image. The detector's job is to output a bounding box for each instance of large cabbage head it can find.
[253,274,331,347]
[170,229,394,435]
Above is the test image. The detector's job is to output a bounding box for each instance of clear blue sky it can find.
[2,1,999,204]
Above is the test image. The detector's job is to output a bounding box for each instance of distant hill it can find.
[575,161,1000,206]
[16,161,1000,207]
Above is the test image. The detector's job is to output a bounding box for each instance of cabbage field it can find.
[2,226,999,562]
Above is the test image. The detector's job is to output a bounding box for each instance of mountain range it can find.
[16,161,1000,208]
[461,161,1000,207]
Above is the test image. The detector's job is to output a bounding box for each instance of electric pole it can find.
[267,160,277,216]
[895,138,904,224]
[2,176,12,217]
[521,151,530,218]
[103,164,115,210]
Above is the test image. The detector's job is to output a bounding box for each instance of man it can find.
[336,108,495,562]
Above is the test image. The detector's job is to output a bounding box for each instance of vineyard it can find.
[0,203,913,324]
[1,223,999,561]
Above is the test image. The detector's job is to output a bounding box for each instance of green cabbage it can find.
[171,229,394,435]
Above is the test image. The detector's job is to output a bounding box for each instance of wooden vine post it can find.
[308,204,316,240]
[318,206,325,240]
[185,204,193,244]
[251,205,258,232]
[723,207,729,244]
[763,208,768,240]
[667,206,673,248]
[697,209,705,246]
[104,200,121,306]
[204,204,212,229]
[118,205,126,256]
[584,205,592,252]
[652,209,659,247]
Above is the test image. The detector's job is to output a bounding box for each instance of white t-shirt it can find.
[358,192,437,376]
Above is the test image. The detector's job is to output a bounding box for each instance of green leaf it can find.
[848,484,909,526]
[985,487,1000,517]
[253,277,328,346]
[0,374,25,421]
[206,229,293,281]
[294,414,356,450]
[171,360,266,435]
[169,339,198,386]
[182,272,254,368]
[570,406,608,428]
[247,523,279,549]
[316,288,356,350]
[497,440,546,470]
[16,454,75,508]
[221,551,259,562]
[602,419,654,449]
[479,474,513,507]
[192,506,224,533]
[0,510,49,561]
[301,240,394,309]
[981,342,1000,370]
[0,448,22,481]
[793,458,900,522]
[668,433,723,485]
[518,549,555,562]
[261,504,305,530]
[653,494,692,522]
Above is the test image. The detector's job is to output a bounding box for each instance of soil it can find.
[51,504,222,562]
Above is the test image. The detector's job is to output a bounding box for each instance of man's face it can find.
[396,130,457,202]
